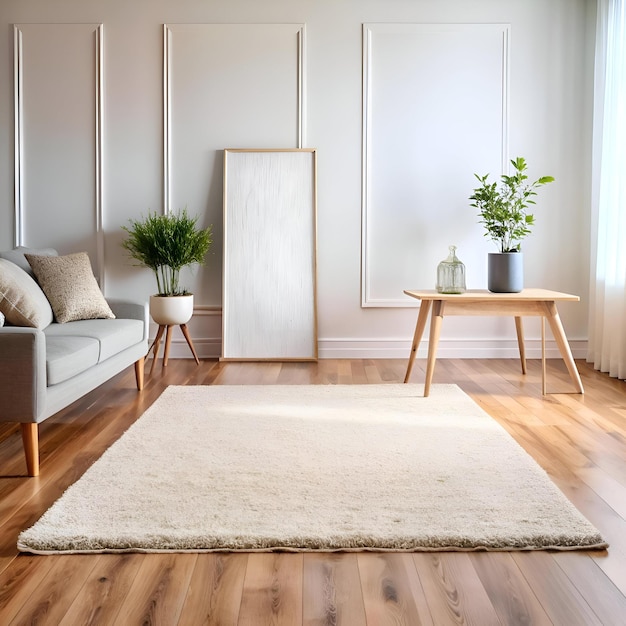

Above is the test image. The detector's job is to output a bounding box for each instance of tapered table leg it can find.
[514,316,527,375]
[541,301,584,393]
[541,316,546,395]
[424,300,445,397]
[404,300,432,383]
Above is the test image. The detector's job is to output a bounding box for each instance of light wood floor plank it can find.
[7,554,99,625]
[59,554,145,626]
[177,553,248,626]
[115,553,197,625]
[357,552,433,625]
[0,556,57,623]
[238,553,304,626]
[411,553,500,625]
[470,551,552,625]
[512,551,604,625]
[554,551,626,626]
[302,553,367,626]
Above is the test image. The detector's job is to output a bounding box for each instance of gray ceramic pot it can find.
[488,252,523,293]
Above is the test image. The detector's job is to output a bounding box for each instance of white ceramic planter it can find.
[149,294,194,325]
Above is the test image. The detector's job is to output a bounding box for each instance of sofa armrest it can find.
[107,299,149,341]
[0,327,47,422]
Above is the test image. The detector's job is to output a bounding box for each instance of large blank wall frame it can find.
[222,149,318,360]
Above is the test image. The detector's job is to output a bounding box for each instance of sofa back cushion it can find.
[0,259,54,329]
[0,246,57,277]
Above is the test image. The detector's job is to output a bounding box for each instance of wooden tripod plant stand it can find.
[149,324,200,372]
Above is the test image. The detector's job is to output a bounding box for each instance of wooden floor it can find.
[0,357,625,625]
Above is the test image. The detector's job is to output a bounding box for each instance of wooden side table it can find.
[403,289,584,397]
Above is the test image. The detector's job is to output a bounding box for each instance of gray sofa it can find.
[0,247,148,476]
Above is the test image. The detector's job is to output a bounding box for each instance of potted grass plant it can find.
[469,157,554,292]
[122,208,212,324]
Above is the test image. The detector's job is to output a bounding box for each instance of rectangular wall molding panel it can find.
[362,23,510,307]
[163,24,306,306]
[14,23,104,283]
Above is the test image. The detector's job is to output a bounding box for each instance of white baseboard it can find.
[154,307,588,361]
[316,338,588,360]
[155,335,588,361]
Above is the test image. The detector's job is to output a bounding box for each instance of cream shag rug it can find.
[18,384,607,554]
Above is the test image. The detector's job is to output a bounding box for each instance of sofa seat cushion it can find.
[45,336,100,385]
[44,318,145,363]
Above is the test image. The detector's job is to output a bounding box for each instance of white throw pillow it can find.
[26,252,115,324]
[0,258,54,328]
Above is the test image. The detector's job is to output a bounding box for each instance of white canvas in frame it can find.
[362,23,510,307]
[222,149,318,361]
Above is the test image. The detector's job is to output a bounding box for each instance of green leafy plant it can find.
[122,208,213,296]
[469,157,554,253]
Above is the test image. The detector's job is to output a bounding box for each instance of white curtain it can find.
[588,0,626,378]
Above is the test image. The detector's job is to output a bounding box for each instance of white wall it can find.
[0,0,594,359]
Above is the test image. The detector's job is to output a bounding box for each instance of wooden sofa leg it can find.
[135,357,145,391]
[20,423,39,477]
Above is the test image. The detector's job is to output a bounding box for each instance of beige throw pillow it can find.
[0,258,54,328]
[26,252,115,324]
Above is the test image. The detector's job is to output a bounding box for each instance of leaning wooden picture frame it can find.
[222,148,318,361]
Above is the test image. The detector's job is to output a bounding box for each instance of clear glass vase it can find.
[436,245,466,294]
